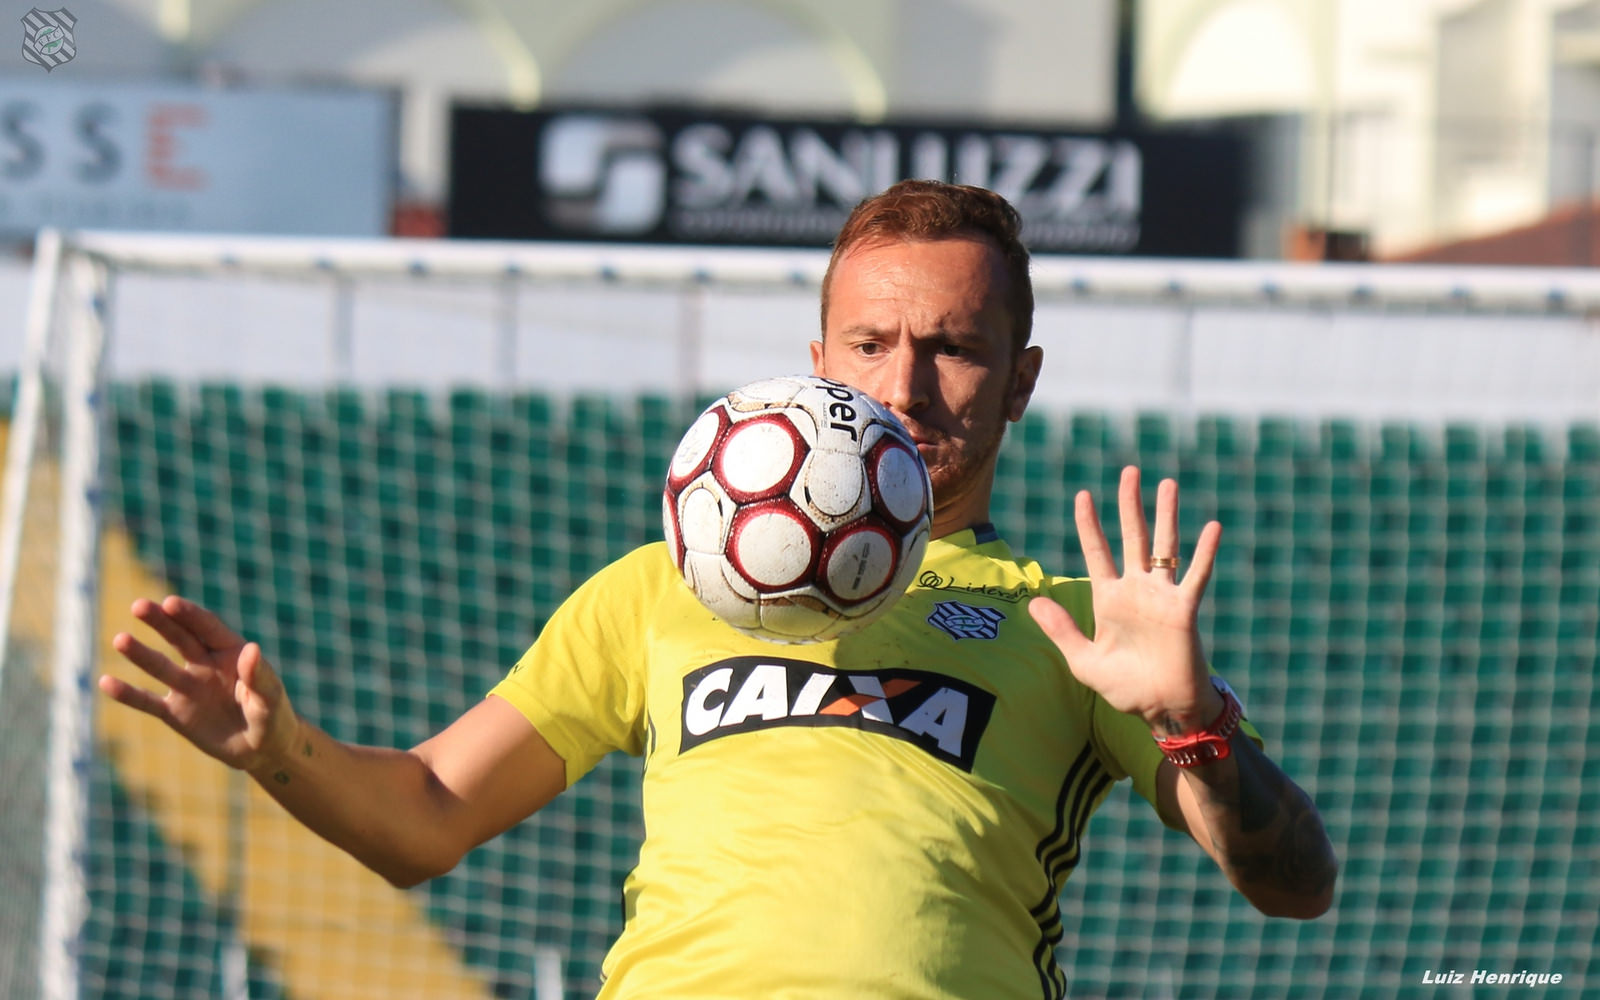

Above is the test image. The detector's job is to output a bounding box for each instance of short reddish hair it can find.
[821,180,1034,353]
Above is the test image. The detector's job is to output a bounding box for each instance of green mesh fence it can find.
[74,382,1599,998]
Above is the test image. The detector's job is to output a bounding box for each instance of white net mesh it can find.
[1,233,1597,999]
[0,350,55,1000]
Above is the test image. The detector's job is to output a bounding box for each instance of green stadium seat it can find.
[1443,421,1482,461]
[1068,411,1122,454]
[1061,412,1121,501]
[1318,417,1363,462]
[1195,413,1243,458]
[1014,410,1052,452]
[1502,423,1548,465]
[1252,418,1298,524]
[1568,423,1600,463]
[1134,410,1174,466]
[637,394,685,470]
[1256,415,1299,458]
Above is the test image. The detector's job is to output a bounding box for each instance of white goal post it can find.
[4,229,1599,1000]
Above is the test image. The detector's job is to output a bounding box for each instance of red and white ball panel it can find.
[714,416,805,502]
[798,447,867,519]
[681,550,761,629]
[667,405,728,492]
[677,484,727,554]
[756,597,837,641]
[662,491,682,568]
[818,521,897,602]
[727,376,807,411]
[727,500,818,592]
[869,439,930,531]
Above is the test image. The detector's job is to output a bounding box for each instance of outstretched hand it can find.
[100,596,299,773]
[1028,466,1224,734]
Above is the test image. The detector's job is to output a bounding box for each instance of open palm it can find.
[1029,467,1223,730]
[100,596,298,772]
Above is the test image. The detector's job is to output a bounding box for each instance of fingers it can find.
[1150,477,1180,578]
[237,641,261,687]
[97,673,175,721]
[235,643,280,706]
[1179,519,1223,599]
[1117,466,1149,573]
[1080,469,1213,586]
[1073,489,1117,579]
[132,597,211,664]
[159,596,246,652]
[111,631,198,693]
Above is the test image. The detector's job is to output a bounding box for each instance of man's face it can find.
[812,237,1042,528]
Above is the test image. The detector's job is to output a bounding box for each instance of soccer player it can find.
[102,180,1337,998]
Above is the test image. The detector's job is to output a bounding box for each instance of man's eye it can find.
[939,343,966,357]
[855,343,882,356]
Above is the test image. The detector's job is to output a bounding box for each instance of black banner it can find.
[449,106,1244,257]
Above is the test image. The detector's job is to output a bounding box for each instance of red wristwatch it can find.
[1153,679,1244,768]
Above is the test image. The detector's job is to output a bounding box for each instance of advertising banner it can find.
[0,81,393,237]
[450,106,1244,256]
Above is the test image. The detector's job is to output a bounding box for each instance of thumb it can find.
[236,642,281,710]
[1029,596,1090,661]
[236,643,299,755]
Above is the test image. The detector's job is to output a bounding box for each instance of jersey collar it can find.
[932,522,1000,548]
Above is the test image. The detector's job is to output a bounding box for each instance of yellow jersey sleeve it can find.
[490,546,663,787]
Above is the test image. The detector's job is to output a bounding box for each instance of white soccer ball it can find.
[663,374,933,643]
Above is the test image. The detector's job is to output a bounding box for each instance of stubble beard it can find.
[924,394,1012,514]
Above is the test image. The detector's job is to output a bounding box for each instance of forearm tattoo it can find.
[1205,740,1337,900]
[267,742,312,786]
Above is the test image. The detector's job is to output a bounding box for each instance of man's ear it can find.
[1007,345,1043,422]
[809,339,826,377]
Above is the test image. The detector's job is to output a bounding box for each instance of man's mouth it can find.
[896,420,934,444]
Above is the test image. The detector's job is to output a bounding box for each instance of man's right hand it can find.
[101,595,300,774]
[100,594,567,887]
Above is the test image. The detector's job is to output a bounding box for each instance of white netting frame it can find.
[54,229,1600,428]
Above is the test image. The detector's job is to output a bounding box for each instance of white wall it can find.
[10,1,1600,257]
[3,1,1120,205]
[6,244,1599,427]
[1138,0,1600,256]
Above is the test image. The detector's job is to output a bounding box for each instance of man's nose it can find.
[874,348,929,418]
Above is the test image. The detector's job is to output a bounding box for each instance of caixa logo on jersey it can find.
[679,657,996,772]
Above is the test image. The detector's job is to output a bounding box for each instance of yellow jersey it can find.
[492,526,1194,999]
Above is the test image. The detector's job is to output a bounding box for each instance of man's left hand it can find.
[1028,465,1224,735]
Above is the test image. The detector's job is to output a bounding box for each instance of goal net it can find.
[2,230,1597,1000]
